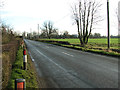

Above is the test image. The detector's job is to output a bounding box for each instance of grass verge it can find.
[7,46,38,89]
[39,38,119,49]
[35,39,120,58]
[2,38,20,88]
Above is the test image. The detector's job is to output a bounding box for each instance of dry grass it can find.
[2,38,22,89]
[7,46,38,88]
[2,52,11,88]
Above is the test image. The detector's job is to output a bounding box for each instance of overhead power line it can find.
[54,13,70,24]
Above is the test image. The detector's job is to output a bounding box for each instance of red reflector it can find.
[17,82,24,89]
[23,50,26,55]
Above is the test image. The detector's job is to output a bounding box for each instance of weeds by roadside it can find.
[7,46,38,89]
[2,38,20,88]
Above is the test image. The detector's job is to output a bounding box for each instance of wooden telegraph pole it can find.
[107,0,110,49]
[38,24,39,38]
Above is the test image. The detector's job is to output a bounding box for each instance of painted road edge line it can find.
[28,51,34,62]
[36,49,67,72]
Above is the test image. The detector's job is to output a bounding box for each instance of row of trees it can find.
[25,29,78,39]
[24,0,118,47]
[32,0,102,47]
[25,29,119,39]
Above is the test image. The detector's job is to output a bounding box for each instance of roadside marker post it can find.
[23,48,27,70]
[23,49,26,55]
[15,79,25,90]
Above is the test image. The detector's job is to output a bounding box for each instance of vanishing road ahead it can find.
[24,39,118,88]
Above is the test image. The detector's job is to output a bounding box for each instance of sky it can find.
[0,0,120,36]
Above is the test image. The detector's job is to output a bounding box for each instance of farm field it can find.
[40,38,119,49]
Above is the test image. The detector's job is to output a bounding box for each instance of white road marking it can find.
[28,51,34,62]
[36,49,67,72]
[46,46,49,48]
[62,52,74,57]
[35,49,91,88]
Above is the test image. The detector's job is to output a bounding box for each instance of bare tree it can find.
[72,0,102,46]
[41,21,58,39]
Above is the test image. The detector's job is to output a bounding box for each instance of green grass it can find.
[40,38,118,44]
[36,38,120,57]
[7,46,38,88]
[39,38,119,49]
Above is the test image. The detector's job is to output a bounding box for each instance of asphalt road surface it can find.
[24,39,118,88]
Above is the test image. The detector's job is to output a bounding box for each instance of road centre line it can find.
[34,47,92,88]
[62,52,74,57]
[36,49,67,72]
[46,46,49,48]
[27,41,72,72]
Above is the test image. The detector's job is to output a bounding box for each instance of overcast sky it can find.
[0,0,120,36]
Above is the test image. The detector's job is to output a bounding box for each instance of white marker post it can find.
[23,48,27,70]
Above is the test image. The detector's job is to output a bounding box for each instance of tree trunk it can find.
[48,36,50,39]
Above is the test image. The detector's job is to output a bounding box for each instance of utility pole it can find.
[38,24,39,39]
[30,28,32,39]
[107,0,110,49]
[38,24,39,35]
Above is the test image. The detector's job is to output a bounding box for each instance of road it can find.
[24,39,118,88]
